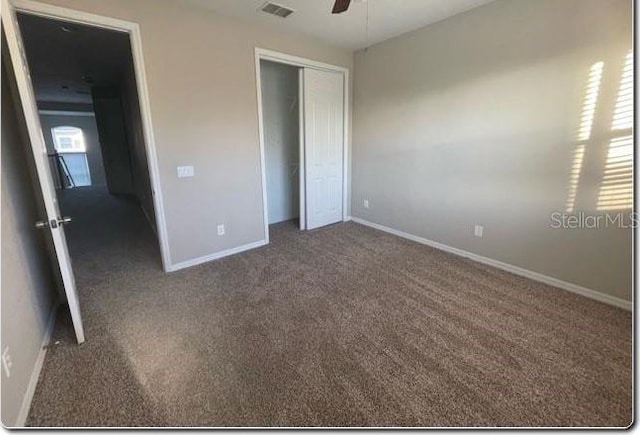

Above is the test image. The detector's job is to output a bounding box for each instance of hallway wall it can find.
[1,57,58,427]
[91,87,136,197]
[121,58,156,231]
[261,61,300,225]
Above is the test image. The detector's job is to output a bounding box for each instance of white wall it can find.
[28,0,353,268]
[352,0,632,301]
[261,60,300,225]
[1,58,58,427]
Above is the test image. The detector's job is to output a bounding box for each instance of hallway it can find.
[26,188,631,427]
[59,186,162,274]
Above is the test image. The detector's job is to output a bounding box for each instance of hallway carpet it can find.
[26,187,631,427]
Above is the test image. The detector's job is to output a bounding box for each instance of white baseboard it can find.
[350,217,631,311]
[14,303,59,427]
[168,239,268,272]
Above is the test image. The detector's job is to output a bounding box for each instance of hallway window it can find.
[51,126,92,187]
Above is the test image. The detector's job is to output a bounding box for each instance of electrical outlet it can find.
[474,224,484,238]
[217,224,225,236]
[2,346,12,378]
[363,199,370,209]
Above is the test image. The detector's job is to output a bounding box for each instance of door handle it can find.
[34,216,72,230]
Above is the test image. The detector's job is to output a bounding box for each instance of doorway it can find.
[256,49,349,241]
[261,60,300,227]
[2,0,169,344]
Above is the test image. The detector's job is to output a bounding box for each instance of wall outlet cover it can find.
[217,224,225,236]
[474,224,484,237]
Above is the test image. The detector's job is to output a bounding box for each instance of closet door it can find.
[303,68,344,229]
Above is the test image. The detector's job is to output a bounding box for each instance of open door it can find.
[303,67,344,230]
[2,3,85,344]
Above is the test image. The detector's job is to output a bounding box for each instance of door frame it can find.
[254,48,350,241]
[3,0,172,272]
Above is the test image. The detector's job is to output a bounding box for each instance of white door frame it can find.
[254,48,350,241]
[3,0,172,272]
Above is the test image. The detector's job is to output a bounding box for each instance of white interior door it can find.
[303,68,344,230]
[3,4,85,344]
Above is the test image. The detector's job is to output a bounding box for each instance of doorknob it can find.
[34,217,72,230]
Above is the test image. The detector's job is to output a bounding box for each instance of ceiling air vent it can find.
[259,2,294,18]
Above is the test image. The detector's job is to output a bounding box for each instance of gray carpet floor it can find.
[26,186,631,427]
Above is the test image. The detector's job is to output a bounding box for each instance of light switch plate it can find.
[177,166,195,178]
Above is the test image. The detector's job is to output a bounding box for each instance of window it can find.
[51,126,91,187]
[52,126,87,153]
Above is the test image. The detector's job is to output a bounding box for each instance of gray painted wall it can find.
[261,60,300,225]
[1,59,58,427]
[31,0,353,267]
[39,113,107,187]
[352,0,632,300]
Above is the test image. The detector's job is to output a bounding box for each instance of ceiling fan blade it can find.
[332,0,351,14]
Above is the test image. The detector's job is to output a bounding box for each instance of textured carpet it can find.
[26,186,631,427]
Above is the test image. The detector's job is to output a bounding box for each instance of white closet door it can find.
[303,68,344,230]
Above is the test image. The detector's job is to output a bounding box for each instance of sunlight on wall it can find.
[565,144,586,213]
[577,61,604,141]
[566,61,604,212]
[596,135,633,210]
[611,51,633,131]
[597,51,633,211]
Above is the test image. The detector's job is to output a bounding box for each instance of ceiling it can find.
[18,13,132,104]
[183,0,494,50]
